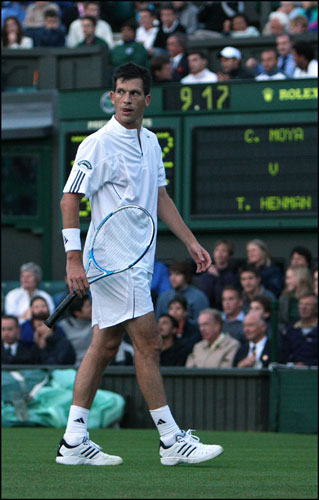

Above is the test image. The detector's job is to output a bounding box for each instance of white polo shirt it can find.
[181,69,218,84]
[63,115,167,273]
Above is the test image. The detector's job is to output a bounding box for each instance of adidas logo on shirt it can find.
[157,419,166,425]
[74,417,85,424]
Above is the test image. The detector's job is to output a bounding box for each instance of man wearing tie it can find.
[276,33,296,78]
[1,315,40,364]
[233,312,271,368]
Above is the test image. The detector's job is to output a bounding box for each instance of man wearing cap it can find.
[217,46,254,81]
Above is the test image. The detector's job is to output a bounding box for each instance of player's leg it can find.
[125,311,224,465]
[56,323,124,466]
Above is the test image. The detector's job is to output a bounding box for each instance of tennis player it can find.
[56,63,223,466]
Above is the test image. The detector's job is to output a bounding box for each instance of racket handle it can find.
[44,292,78,328]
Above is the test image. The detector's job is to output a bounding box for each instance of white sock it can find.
[149,405,181,446]
[63,405,89,446]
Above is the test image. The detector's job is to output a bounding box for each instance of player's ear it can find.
[110,91,115,103]
[145,94,151,107]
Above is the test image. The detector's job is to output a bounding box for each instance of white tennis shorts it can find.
[90,267,154,329]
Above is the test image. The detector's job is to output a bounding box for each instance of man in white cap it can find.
[217,46,254,81]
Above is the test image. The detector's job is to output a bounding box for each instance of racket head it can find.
[86,205,155,282]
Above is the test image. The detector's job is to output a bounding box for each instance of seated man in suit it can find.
[233,312,271,368]
[1,314,40,364]
[166,32,189,81]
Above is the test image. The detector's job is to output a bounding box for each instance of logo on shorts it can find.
[78,160,92,170]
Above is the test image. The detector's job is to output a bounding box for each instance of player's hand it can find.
[208,264,219,277]
[187,242,212,273]
[66,251,89,296]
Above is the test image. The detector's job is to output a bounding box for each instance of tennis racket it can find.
[44,204,155,328]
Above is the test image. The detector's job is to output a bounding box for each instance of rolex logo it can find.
[262,87,274,102]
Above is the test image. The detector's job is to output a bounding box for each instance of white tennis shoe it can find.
[160,429,223,466]
[56,435,123,466]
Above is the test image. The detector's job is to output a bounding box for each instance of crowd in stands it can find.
[1,1,318,82]
[2,238,318,369]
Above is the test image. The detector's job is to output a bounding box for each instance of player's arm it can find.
[157,186,211,273]
[60,192,89,295]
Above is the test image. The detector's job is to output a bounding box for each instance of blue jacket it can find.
[260,262,284,298]
[279,322,318,366]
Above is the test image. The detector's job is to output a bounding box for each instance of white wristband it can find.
[62,228,81,252]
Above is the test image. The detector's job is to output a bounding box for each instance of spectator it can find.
[279,293,318,366]
[276,1,304,20]
[155,260,210,322]
[152,2,186,55]
[23,1,60,29]
[168,295,201,346]
[197,1,245,33]
[166,32,189,81]
[299,1,318,31]
[289,245,313,270]
[197,239,239,310]
[314,267,318,296]
[1,1,27,28]
[246,239,284,297]
[76,15,108,47]
[181,50,218,84]
[159,313,191,366]
[1,16,33,48]
[2,314,40,365]
[255,48,287,80]
[292,40,318,77]
[249,295,273,339]
[110,18,149,69]
[239,264,276,314]
[32,318,75,365]
[186,308,240,368]
[224,13,260,37]
[233,312,271,368]
[151,259,172,305]
[66,1,113,49]
[172,1,198,34]
[59,294,92,366]
[276,33,296,78]
[4,262,55,322]
[136,8,159,54]
[32,8,66,47]
[221,285,245,344]
[20,296,65,344]
[217,46,255,81]
[262,11,290,35]
[289,14,309,33]
[278,266,314,332]
[150,55,174,84]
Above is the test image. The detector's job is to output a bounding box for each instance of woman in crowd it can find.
[1,16,33,48]
[246,238,284,298]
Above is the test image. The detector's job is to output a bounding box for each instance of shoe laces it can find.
[82,435,102,451]
[177,429,201,445]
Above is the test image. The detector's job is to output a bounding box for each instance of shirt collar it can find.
[222,310,245,322]
[163,20,179,33]
[109,115,141,137]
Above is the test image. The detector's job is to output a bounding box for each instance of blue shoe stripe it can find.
[181,445,192,456]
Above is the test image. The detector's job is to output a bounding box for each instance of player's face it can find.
[111,78,151,129]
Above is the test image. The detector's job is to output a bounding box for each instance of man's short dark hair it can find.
[44,9,59,19]
[262,48,279,58]
[168,32,188,51]
[69,294,91,317]
[292,40,315,61]
[30,296,49,307]
[169,260,193,284]
[150,55,170,73]
[290,245,313,269]
[2,314,19,327]
[187,50,208,60]
[239,263,261,278]
[222,285,242,299]
[168,294,188,311]
[160,2,175,13]
[112,63,152,96]
[121,18,138,33]
[82,15,97,27]
[250,295,272,315]
[158,313,179,329]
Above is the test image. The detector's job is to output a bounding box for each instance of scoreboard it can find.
[58,78,317,231]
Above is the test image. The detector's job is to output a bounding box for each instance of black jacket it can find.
[233,338,271,367]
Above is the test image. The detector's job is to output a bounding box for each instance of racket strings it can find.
[92,207,154,272]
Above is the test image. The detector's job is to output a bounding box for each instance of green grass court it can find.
[1,428,317,499]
